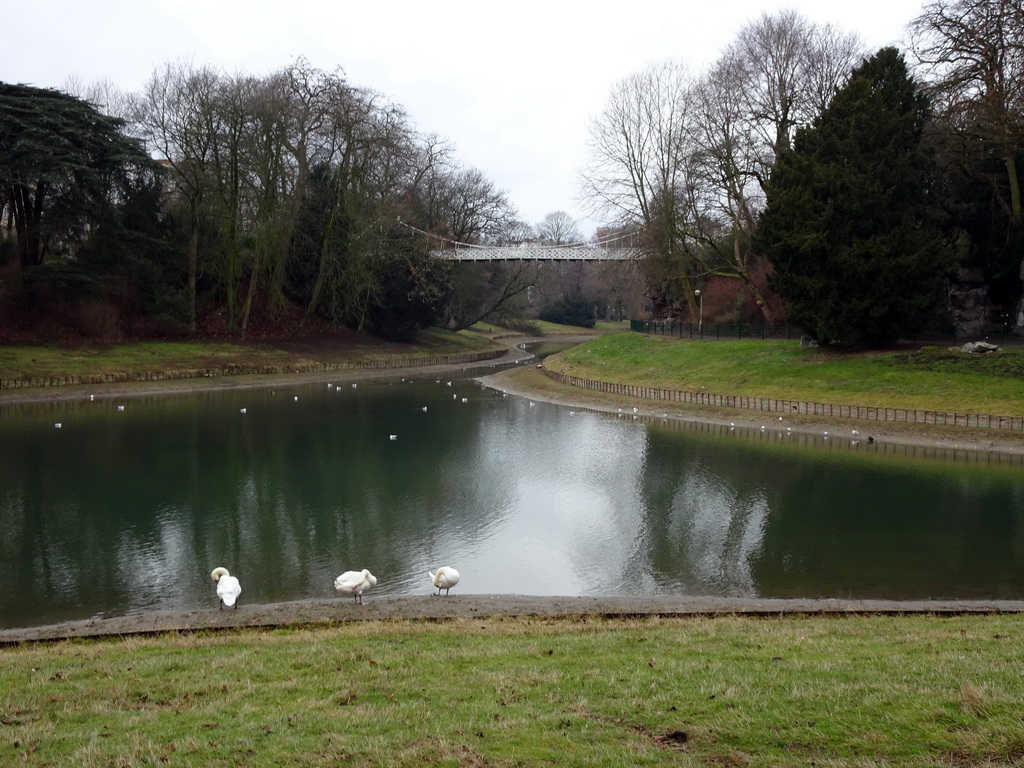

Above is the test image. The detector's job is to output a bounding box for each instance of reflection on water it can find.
[1,373,1022,628]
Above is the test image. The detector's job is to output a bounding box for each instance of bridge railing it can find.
[433,246,640,261]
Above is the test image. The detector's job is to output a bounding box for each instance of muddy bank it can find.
[479,365,1024,457]
[5,334,1021,456]
[4,595,1023,644]
[0,338,539,406]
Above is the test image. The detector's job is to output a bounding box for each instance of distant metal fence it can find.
[630,320,794,340]
[629,320,1024,346]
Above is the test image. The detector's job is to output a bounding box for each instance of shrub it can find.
[539,293,596,328]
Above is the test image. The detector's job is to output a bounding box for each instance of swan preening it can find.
[210,562,463,609]
[429,566,460,596]
[334,569,377,604]
[210,567,241,609]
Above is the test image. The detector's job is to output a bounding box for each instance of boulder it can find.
[960,341,999,354]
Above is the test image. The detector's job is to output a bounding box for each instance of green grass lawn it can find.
[545,333,1024,416]
[0,328,504,381]
[3,614,1022,767]
[3,324,1021,416]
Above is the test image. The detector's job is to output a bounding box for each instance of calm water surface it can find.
[1,365,1023,628]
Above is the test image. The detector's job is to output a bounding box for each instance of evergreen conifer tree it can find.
[756,47,951,346]
[0,82,157,270]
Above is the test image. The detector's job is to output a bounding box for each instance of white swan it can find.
[334,569,377,604]
[429,566,460,596]
[210,567,241,609]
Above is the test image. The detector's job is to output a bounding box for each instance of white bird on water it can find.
[334,569,377,604]
[210,567,241,609]
[429,566,460,596]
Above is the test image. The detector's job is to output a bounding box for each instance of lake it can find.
[1,363,1022,629]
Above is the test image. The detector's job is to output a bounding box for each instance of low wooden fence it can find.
[0,349,507,391]
[542,368,1024,432]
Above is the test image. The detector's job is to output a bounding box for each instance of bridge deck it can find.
[432,246,639,261]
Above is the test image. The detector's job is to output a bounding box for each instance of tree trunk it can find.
[734,238,774,322]
[187,223,199,335]
[12,182,46,269]
[239,250,260,340]
[1005,151,1021,227]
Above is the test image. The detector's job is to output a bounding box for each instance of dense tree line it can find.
[0,61,534,341]
[583,1,1024,345]
[3,2,1021,346]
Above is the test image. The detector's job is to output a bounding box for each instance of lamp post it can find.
[694,289,703,334]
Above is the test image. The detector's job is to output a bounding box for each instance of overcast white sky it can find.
[8,0,926,236]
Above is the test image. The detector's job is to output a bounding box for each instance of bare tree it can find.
[803,23,867,116]
[493,218,535,246]
[581,61,692,225]
[536,210,581,244]
[132,58,434,336]
[132,61,222,333]
[909,0,1024,227]
[534,212,584,301]
[412,162,517,245]
[730,9,813,162]
[580,61,708,318]
[687,54,774,318]
[135,64,298,335]
[727,9,864,180]
[444,260,541,330]
[403,151,527,328]
[234,72,291,336]
[580,16,863,322]
[297,83,421,331]
[63,76,135,121]
[679,11,863,321]
[593,259,646,320]
[267,59,351,315]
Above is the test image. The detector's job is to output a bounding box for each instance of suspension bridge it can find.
[398,219,642,262]
[433,244,640,261]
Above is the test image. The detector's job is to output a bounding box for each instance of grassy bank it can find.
[0,328,506,382]
[0,323,627,384]
[4,614,1022,767]
[544,333,1024,416]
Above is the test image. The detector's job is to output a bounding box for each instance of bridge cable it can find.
[395,217,642,251]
